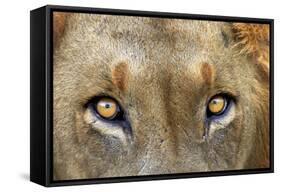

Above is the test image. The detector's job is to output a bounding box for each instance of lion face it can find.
[53,13,270,180]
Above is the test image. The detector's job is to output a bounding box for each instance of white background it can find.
[0,0,279,191]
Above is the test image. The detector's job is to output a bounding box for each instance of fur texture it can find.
[53,12,270,180]
[232,23,269,75]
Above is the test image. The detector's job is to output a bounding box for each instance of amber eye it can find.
[86,96,126,122]
[207,95,228,116]
[96,98,118,119]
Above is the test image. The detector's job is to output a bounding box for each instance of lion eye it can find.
[207,95,228,116]
[85,96,126,122]
[96,98,118,119]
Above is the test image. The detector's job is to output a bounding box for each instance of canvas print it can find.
[53,11,270,181]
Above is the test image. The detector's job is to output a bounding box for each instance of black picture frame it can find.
[30,4,274,187]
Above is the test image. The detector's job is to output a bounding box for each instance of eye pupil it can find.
[96,98,118,119]
[208,95,227,116]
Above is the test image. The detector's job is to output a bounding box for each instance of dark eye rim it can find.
[85,95,126,122]
[206,94,231,118]
[84,95,133,135]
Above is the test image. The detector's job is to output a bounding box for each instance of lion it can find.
[53,12,270,180]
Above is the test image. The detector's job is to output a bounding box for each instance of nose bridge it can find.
[135,76,179,174]
[137,121,178,175]
[141,98,176,149]
[144,72,176,148]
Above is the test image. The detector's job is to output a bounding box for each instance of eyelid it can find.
[203,96,236,140]
[83,108,130,145]
[84,97,133,142]
[207,89,239,103]
[204,100,236,139]
[84,94,123,110]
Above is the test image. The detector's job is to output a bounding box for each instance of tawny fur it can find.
[53,12,68,47]
[112,62,129,92]
[232,23,269,74]
[53,13,270,180]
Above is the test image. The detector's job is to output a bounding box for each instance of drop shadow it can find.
[19,173,30,181]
